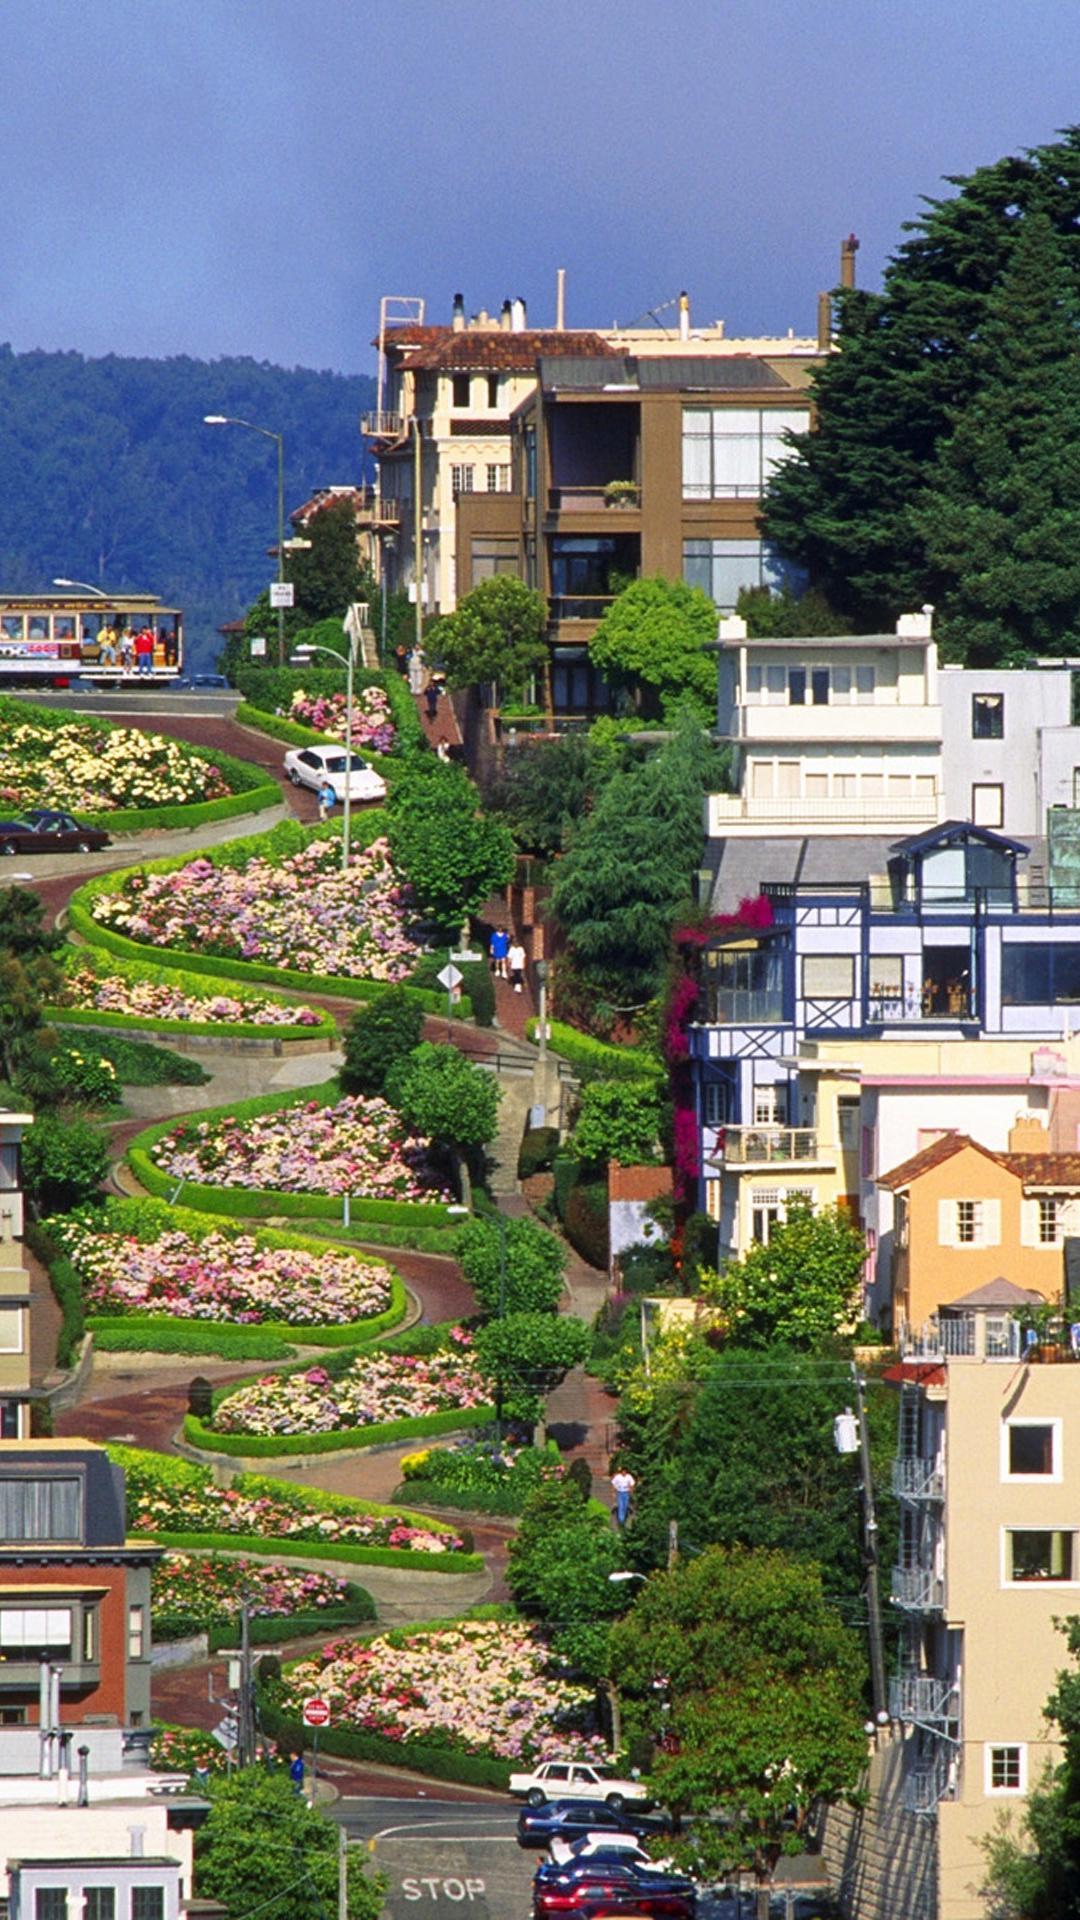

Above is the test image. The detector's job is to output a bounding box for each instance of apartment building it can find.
[0,1103,38,1441]
[875,1299,1080,1919]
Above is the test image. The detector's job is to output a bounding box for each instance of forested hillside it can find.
[0,344,374,668]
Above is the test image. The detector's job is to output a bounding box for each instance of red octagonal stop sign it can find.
[302,1697,331,1728]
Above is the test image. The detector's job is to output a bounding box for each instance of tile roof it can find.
[375,325,447,348]
[877,1133,994,1190]
[608,1163,674,1204]
[406,330,619,372]
[1000,1153,1080,1187]
[880,1136,1080,1193]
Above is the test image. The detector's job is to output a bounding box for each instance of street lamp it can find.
[203,414,287,665]
[52,578,107,598]
[291,634,360,875]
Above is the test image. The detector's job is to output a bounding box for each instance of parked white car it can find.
[283,745,387,804]
[549,1835,652,1867]
[509,1760,651,1809]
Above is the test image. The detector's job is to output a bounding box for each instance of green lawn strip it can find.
[184,1403,494,1459]
[144,1530,483,1574]
[47,947,339,1043]
[525,1017,664,1082]
[65,816,471,1018]
[46,1005,337,1045]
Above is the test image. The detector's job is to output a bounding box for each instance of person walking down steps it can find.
[611,1464,636,1527]
[508,938,526,993]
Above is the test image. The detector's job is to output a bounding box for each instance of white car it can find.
[283,745,387,804]
[549,1835,651,1868]
[509,1760,651,1809]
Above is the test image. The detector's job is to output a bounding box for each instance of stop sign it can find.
[302,1697,331,1728]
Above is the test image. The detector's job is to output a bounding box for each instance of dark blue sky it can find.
[4,0,1079,374]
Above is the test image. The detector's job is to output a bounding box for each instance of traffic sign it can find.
[270,581,295,609]
[450,950,484,965]
[437,964,463,993]
[302,1696,331,1728]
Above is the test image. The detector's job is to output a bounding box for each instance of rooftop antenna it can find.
[614,292,685,335]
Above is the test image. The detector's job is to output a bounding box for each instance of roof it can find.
[707,834,896,915]
[878,1133,997,1190]
[881,1136,1080,1194]
[941,1277,1045,1310]
[1000,1153,1080,1188]
[889,820,1030,858]
[537,353,794,392]
[406,330,618,373]
[376,324,446,348]
[608,1164,674,1205]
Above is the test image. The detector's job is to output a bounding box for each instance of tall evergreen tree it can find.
[762,127,1080,637]
[914,212,1080,662]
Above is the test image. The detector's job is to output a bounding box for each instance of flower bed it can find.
[52,1216,396,1327]
[399,1440,567,1515]
[112,1445,473,1564]
[149,1093,449,1204]
[211,1332,486,1438]
[283,1619,606,1765]
[152,1552,358,1636]
[87,835,425,984]
[289,685,395,753]
[55,956,326,1033]
[0,705,234,813]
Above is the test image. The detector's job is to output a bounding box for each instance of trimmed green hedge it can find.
[259,1696,510,1787]
[184,1402,494,1459]
[207,1602,376,1652]
[90,1319,295,1360]
[147,1529,482,1575]
[47,948,336,1044]
[234,704,395,778]
[26,1225,84,1370]
[526,1019,663,1082]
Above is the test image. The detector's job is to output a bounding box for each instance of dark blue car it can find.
[517,1800,659,1850]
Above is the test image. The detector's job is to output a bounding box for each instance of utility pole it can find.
[338,1823,349,1920]
[237,1602,255,1768]
[853,1367,888,1722]
[667,1519,679,1569]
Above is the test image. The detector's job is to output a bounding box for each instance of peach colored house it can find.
[879,1118,1080,1331]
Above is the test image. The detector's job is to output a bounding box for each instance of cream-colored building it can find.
[861,1297,1080,1919]
[0,1107,35,1440]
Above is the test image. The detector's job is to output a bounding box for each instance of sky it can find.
[3,0,1080,378]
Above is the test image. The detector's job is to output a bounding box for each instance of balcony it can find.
[891,1565,945,1613]
[889,1673,959,1727]
[549,595,616,625]
[374,498,403,524]
[892,1456,945,1502]
[707,792,940,834]
[361,411,406,444]
[547,484,641,513]
[901,1315,1024,1363]
[718,1126,822,1165]
[867,991,974,1025]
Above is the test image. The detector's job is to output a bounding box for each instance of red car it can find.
[0,809,110,855]
[534,1866,696,1920]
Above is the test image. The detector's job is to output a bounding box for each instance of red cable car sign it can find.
[302,1697,331,1728]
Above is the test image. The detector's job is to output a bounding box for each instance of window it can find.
[787,667,806,706]
[524,429,537,500]
[1005,1421,1059,1479]
[1003,944,1080,1006]
[450,464,474,496]
[801,954,855,999]
[811,668,830,706]
[1039,1197,1061,1245]
[485,464,511,492]
[0,1477,82,1542]
[451,374,470,409]
[131,1894,164,1920]
[701,945,784,1024]
[129,1605,145,1661]
[470,537,519,582]
[486,375,499,408]
[0,1401,19,1439]
[855,664,876,703]
[753,1084,786,1126]
[939,1198,1001,1247]
[972,784,1004,829]
[0,1309,22,1354]
[35,1893,67,1920]
[84,1891,115,1920]
[682,407,807,499]
[83,1607,96,1662]
[986,1745,1026,1794]
[0,1609,73,1659]
[838,1098,860,1152]
[973,693,1005,739]
[751,1187,812,1245]
[682,538,787,611]
[1005,1529,1076,1583]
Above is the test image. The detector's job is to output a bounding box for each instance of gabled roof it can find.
[999,1153,1080,1188]
[889,820,1030,858]
[878,1133,1003,1191]
[941,1277,1045,1310]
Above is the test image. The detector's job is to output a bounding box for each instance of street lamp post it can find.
[380,534,396,668]
[203,414,286,665]
[52,578,107,599]
[291,636,358,874]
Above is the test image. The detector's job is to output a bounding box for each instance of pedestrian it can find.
[490,927,510,979]
[317,778,336,822]
[119,628,134,673]
[425,679,439,720]
[508,938,526,993]
[611,1464,636,1528]
[408,649,425,695]
[133,625,155,677]
[289,1753,304,1797]
[436,739,451,762]
[394,643,408,678]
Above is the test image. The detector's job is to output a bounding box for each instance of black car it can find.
[0,809,110,855]
[518,1801,659,1850]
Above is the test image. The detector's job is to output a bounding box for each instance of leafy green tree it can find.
[608,1547,866,1878]
[287,499,367,623]
[552,719,715,1000]
[0,888,63,957]
[703,1200,867,1348]
[914,212,1080,663]
[735,584,851,638]
[572,1078,665,1168]
[981,1615,1080,1915]
[589,576,718,719]
[507,1475,627,1679]
[763,129,1080,636]
[21,1114,109,1215]
[491,735,599,857]
[339,988,424,1097]
[455,1215,567,1317]
[473,1311,591,1429]
[387,761,515,933]
[431,576,548,697]
[195,1768,385,1920]
[385,1041,500,1205]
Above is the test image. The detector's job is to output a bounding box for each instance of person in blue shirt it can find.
[490,927,510,980]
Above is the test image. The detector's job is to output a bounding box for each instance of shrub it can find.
[518,1126,560,1180]
[564,1179,609,1271]
[59,1031,209,1088]
[340,989,424,1097]
[22,1115,108,1214]
[409,952,495,1027]
[455,1215,566,1317]
[571,1078,665,1168]
[25,1224,84,1368]
[526,1019,663,1083]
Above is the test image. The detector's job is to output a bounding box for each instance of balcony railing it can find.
[549,595,616,623]
[892,1456,946,1502]
[548,485,641,512]
[707,792,940,829]
[891,1565,946,1613]
[903,1749,956,1815]
[901,1315,1023,1362]
[361,411,406,441]
[889,1673,959,1727]
[374,497,403,523]
[867,992,974,1024]
[719,1126,821,1165]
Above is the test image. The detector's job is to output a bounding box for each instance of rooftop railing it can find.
[718,1126,822,1164]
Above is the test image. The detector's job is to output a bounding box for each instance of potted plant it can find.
[603,480,640,509]
[1025,1300,1066,1362]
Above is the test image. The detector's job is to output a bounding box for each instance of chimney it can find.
[451,292,465,334]
[476,308,490,329]
[840,234,859,290]
[1008,1114,1050,1153]
[500,300,512,331]
[556,267,566,331]
[678,291,690,341]
[817,290,832,350]
[511,296,526,332]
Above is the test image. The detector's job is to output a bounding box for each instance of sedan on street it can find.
[518,1803,661,1851]
[0,809,111,855]
[282,745,387,804]
[532,1861,696,1920]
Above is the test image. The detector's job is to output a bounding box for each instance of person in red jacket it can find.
[134,626,155,676]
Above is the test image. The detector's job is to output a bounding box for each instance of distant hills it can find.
[0,344,375,669]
